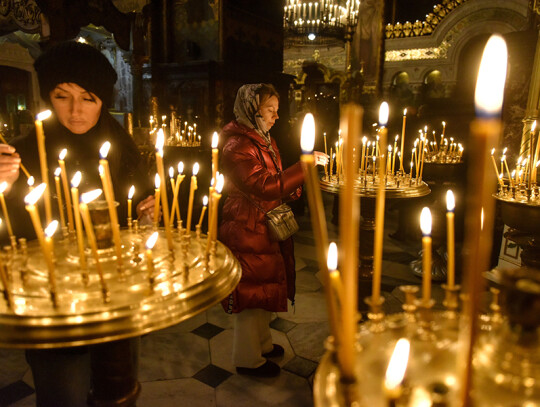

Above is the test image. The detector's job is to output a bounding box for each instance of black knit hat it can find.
[34,41,118,107]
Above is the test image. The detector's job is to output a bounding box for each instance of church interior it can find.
[0,0,539,406]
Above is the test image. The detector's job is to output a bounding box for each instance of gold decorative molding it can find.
[385,0,467,39]
[385,41,450,62]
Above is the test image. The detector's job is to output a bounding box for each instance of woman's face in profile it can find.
[49,83,103,134]
[258,95,279,130]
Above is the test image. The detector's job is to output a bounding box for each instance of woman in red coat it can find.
[219,84,327,377]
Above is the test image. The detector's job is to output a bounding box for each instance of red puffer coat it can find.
[219,121,305,313]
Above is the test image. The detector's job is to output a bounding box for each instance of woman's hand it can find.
[0,144,20,193]
[136,195,159,226]
[313,151,329,167]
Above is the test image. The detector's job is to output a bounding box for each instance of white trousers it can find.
[233,308,274,368]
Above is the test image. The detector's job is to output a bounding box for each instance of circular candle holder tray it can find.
[0,228,241,349]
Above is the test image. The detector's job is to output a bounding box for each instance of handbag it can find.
[237,189,299,241]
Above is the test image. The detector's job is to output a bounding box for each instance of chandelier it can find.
[284,0,360,45]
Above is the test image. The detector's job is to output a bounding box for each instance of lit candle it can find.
[326,242,343,347]
[446,190,455,288]
[99,141,123,270]
[0,182,14,240]
[205,174,224,255]
[360,136,367,173]
[197,195,208,228]
[145,231,159,283]
[384,338,410,404]
[44,220,59,307]
[502,154,513,188]
[79,190,109,302]
[392,135,398,173]
[372,102,389,303]
[58,149,74,234]
[490,149,503,186]
[186,162,199,233]
[442,120,446,138]
[460,35,508,405]
[170,162,185,227]
[211,131,219,181]
[34,110,53,224]
[420,207,432,303]
[53,168,67,233]
[70,171,86,272]
[400,109,407,172]
[155,129,174,251]
[338,103,362,381]
[127,185,135,222]
[24,183,47,248]
[154,174,161,225]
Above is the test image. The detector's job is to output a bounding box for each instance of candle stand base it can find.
[442,284,460,320]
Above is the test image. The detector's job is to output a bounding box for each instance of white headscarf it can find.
[233,84,273,147]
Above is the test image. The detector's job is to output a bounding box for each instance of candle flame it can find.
[24,183,46,205]
[27,176,34,187]
[216,173,225,193]
[300,113,316,153]
[491,148,495,156]
[193,162,200,176]
[503,147,507,154]
[212,131,219,148]
[36,110,52,121]
[100,141,111,159]
[81,189,102,204]
[403,108,407,116]
[169,166,174,178]
[395,135,399,141]
[44,220,58,238]
[178,162,184,174]
[378,102,389,126]
[54,167,61,177]
[420,207,432,236]
[362,136,367,144]
[475,34,508,117]
[385,338,410,391]
[128,185,135,199]
[203,195,208,206]
[0,181,7,194]
[156,128,164,152]
[446,190,455,212]
[145,231,159,250]
[71,171,81,188]
[327,242,338,271]
[155,173,161,189]
[59,148,67,160]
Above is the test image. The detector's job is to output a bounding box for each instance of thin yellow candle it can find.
[145,231,159,283]
[392,135,398,173]
[300,113,340,343]
[34,110,53,224]
[360,136,366,173]
[155,129,174,251]
[127,185,135,221]
[372,102,389,303]
[186,162,199,233]
[533,126,540,183]
[70,171,87,272]
[58,149,74,234]
[197,195,208,228]
[0,182,14,240]
[170,162,185,227]
[99,142,123,270]
[490,149,503,186]
[154,174,161,225]
[79,190,108,302]
[44,220,59,307]
[400,109,407,171]
[446,190,455,288]
[0,219,12,308]
[420,207,432,303]
[24,183,47,248]
[502,155,513,187]
[384,338,410,402]
[442,120,446,138]
[324,132,328,156]
[326,242,343,346]
[338,103,362,381]
[460,35,507,407]
[211,131,219,181]
[53,168,67,233]
[205,174,224,255]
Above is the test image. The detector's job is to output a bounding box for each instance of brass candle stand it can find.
[314,270,540,407]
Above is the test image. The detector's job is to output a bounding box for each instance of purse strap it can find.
[235,186,269,215]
